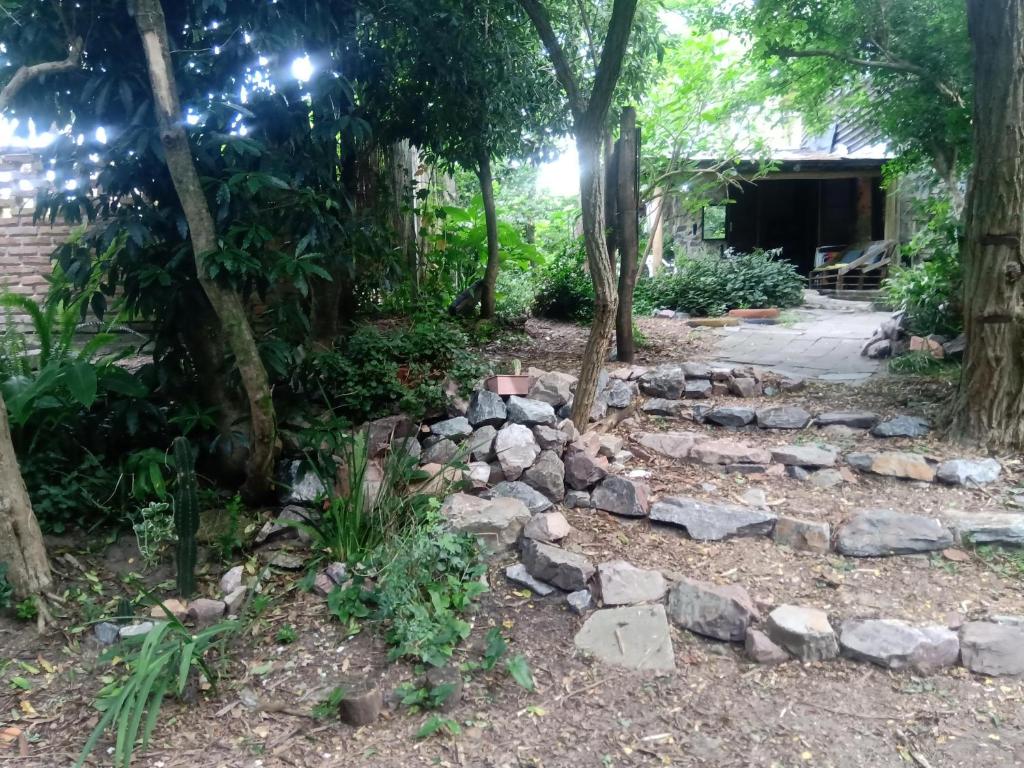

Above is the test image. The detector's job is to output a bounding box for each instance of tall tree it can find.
[951,0,1024,448]
[518,0,643,428]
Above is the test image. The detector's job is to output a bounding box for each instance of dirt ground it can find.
[2,318,1022,768]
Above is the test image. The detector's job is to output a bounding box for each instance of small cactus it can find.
[172,437,200,598]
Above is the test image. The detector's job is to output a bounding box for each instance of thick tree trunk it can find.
[0,394,52,599]
[310,274,343,348]
[603,135,619,268]
[615,107,640,363]
[477,153,501,320]
[131,0,277,501]
[951,0,1024,449]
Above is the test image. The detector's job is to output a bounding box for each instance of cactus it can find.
[172,437,200,598]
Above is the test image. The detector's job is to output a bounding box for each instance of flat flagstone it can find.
[573,605,676,671]
[649,496,776,541]
[836,509,953,556]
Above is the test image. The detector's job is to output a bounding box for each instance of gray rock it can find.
[690,439,772,465]
[684,379,713,399]
[396,435,422,461]
[592,476,649,517]
[188,598,227,627]
[494,423,541,480]
[467,390,507,427]
[574,605,676,671]
[119,621,157,640]
[839,619,959,673]
[779,375,806,392]
[766,605,838,662]
[846,451,936,482]
[770,445,838,468]
[219,565,244,595]
[467,425,498,462]
[523,511,572,542]
[532,425,569,452]
[871,415,931,438]
[666,578,758,641]
[959,622,1024,676]
[507,396,557,427]
[815,411,879,429]
[267,551,305,570]
[597,561,667,605]
[487,480,553,514]
[522,450,566,502]
[566,589,593,614]
[836,509,953,556]
[467,461,490,488]
[756,406,812,430]
[681,361,712,379]
[947,511,1024,547]
[565,490,594,509]
[649,496,776,541]
[604,379,637,409]
[726,463,773,475]
[598,435,624,458]
[521,539,595,591]
[745,628,789,664]
[729,377,761,398]
[280,461,327,505]
[587,396,609,422]
[529,371,576,408]
[740,488,769,509]
[224,587,247,615]
[638,364,687,400]
[936,458,1002,486]
[704,407,756,428]
[94,621,120,646]
[441,493,531,554]
[773,517,831,553]
[422,438,459,465]
[564,452,608,491]
[364,415,417,458]
[642,398,691,417]
[808,468,844,489]
[636,432,701,460]
[325,561,349,584]
[431,416,473,441]
[865,339,892,359]
[505,563,556,596]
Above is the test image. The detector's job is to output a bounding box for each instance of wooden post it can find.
[615,107,640,363]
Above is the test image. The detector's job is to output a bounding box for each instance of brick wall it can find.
[0,151,71,330]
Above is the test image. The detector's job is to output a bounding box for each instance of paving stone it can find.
[522,450,566,501]
[684,379,713,399]
[494,423,541,480]
[846,451,936,482]
[565,490,594,509]
[574,605,676,671]
[690,439,772,465]
[649,496,776,541]
[422,438,459,465]
[566,589,593,614]
[947,511,1024,547]
[728,377,761,398]
[467,390,507,427]
[808,468,844,488]
[681,361,713,379]
[773,517,831,553]
[523,511,572,542]
[220,565,244,595]
[592,476,649,517]
[642,398,691,417]
[871,415,931,438]
[636,431,702,460]
[487,481,553,514]
[94,622,120,646]
[507,396,557,427]
[430,416,472,441]
[766,605,839,662]
[745,628,789,664]
[505,563,555,596]
[564,452,608,491]
[596,561,667,606]
[638,364,687,399]
[756,406,812,430]
[959,621,1024,676]
[666,578,758,641]
[467,425,498,462]
[936,458,1002,486]
[521,539,595,591]
[836,509,953,556]
[839,619,959,673]
[441,493,531,554]
[528,371,577,408]
[770,445,838,468]
[815,411,879,429]
[704,407,756,427]
[604,378,637,409]
[532,425,569,452]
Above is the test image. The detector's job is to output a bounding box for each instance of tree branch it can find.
[517,0,583,118]
[585,0,639,132]
[0,36,83,113]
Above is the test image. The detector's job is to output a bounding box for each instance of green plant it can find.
[494,268,537,327]
[417,714,461,739]
[275,625,298,644]
[532,237,596,322]
[312,686,347,719]
[132,502,176,568]
[216,494,245,562]
[171,438,200,598]
[888,351,960,379]
[77,618,238,768]
[15,598,38,622]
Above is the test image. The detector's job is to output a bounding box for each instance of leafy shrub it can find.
[494,268,537,326]
[532,238,595,322]
[636,249,805,317]
[882,200,962,337]
[132,502,176,568]
[296,317,487,422]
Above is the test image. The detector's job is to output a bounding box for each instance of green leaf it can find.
[416,714,461,739]
[506,655,534,692]
[10,676,32,691]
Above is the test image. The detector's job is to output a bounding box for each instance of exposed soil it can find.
[2,318,1022,768]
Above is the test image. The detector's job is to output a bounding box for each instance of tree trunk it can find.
[477,153,501,320]
[644,188,665,274]
[131,0,277,501]
[603,135,619,269]
[615,107,639,363]
[951,0,1024,449]
[310,273,343,348]
[0,394,52,599]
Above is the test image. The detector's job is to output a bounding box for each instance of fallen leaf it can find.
[0,727,21,744]
[942,549,970,563]
[19,701,37,718]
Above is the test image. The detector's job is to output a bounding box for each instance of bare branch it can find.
[518,0,584,118]
[0,36,83,113]
[584,0,639,132]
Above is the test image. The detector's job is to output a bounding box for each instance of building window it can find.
[702,205,726,241]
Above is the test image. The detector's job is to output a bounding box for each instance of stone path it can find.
[707,292,892,384]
